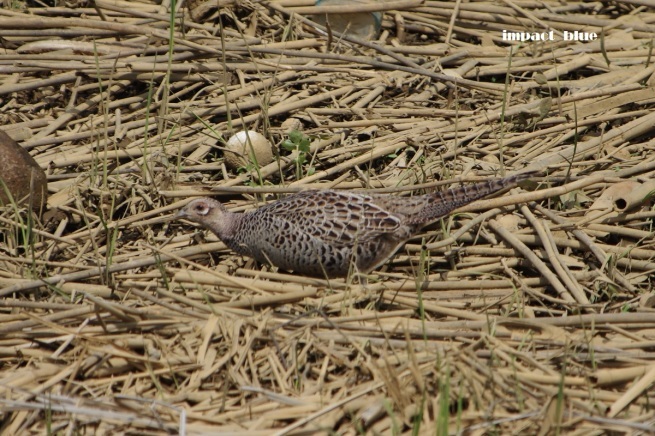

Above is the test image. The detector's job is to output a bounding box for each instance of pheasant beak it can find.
[174,208,188,220]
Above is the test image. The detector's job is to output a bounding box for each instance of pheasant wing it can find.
[260,190,403,247]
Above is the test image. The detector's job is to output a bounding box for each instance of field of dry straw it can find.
[1,0,655,434]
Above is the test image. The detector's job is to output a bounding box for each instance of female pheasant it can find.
[176,173,533,278]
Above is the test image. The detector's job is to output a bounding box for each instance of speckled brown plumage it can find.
[176,172,534,278]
